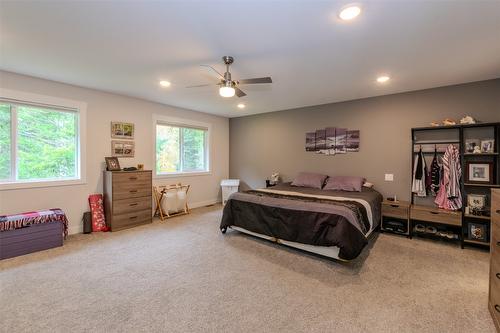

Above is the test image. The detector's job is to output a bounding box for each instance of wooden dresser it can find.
[103,170,152,231]
[490,189,500,332]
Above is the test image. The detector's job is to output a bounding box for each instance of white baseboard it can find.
[67,198,221,235]
[189,198,221,209]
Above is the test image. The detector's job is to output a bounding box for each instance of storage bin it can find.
[221,179,240,205]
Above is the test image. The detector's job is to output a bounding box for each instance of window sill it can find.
[154,171,212,179]
[0,178,86,191]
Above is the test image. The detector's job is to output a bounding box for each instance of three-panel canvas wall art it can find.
[306,127,359,155]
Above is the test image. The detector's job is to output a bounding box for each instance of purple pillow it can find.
[291,172,328,189]
[323,176,365,192]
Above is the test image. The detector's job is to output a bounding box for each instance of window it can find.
[0,92,84,189]
[155,118,209,176]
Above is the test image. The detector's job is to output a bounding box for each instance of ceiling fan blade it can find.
[235,87,247,97]
[238,77,272,84]
[200,64,224,79]
[186,84,212,88]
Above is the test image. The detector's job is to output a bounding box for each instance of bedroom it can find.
[0,1,499,332]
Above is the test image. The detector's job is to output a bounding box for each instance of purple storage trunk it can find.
[0,222,63,260]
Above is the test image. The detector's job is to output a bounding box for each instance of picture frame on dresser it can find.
[105,157,121,171]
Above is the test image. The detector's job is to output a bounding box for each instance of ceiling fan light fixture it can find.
[219,86,235,98]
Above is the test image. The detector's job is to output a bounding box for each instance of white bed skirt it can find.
[229,226,346,261]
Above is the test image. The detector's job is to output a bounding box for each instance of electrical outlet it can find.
[385,174,394,181]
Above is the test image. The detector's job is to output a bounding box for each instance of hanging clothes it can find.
[434,144,462,210]
[412,148,427,197]
[429,148,441,196]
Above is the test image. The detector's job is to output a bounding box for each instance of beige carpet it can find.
[0,205,495,333]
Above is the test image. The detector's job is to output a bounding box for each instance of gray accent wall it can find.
[229,79,500,200]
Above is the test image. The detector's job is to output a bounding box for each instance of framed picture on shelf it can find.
[111,122,134,139]
[480,139,495,153]
[105,157,121,171]
[465,139,480,153]
[465,161,493,184]
[467,222,487,242]
[467,194,487,209]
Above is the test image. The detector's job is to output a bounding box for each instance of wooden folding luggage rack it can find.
[153,184,190,220]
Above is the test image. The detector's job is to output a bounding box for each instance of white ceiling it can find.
[1,1,499,118]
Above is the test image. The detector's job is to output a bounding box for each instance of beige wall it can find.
[229,79,500,200]
[0,71,229,234]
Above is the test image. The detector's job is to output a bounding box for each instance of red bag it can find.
[88,194,109,232]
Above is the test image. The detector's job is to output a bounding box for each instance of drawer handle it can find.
[129,190,138,193]
[430,211,439,215]
[497,210,500,215]
[129,177,138,180]
[129,216,138,220]
[390,205,400,208]
[129,203,138,206]
[496,305,500,313]
[497,273,500,280]
[497,241,500,246]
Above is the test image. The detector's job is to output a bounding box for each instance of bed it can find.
[220,182,382,261]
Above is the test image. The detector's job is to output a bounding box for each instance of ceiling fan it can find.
[187,56,272,98]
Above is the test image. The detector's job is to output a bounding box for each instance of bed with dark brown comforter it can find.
[220,183,382,261]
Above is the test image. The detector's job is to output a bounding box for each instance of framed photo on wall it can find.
[111,122,134,139]
[111,140,135,158]
[465,161,493,184]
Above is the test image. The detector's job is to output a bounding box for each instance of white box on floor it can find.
[221,179,240,205]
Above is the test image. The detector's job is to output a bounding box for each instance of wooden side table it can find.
[381,200,410,236]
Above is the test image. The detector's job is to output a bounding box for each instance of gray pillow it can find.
[291,172,328,189]
[323,176,365,192]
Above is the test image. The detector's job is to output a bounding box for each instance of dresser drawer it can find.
[492,224,500,256]
[113,197,152,215]
[382,202,409,219]
[113,184,152,200]
[113,171,152,184]
[110,210,152,231]
[410,205,461,226]
[490,277,500,325]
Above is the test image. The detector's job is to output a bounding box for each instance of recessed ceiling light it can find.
[339,5,361,20]
[159,80,171,87]
[376,75,390,83]
[237,103,245,109]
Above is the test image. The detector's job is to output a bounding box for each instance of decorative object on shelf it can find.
[442,118,456,126]
[467,222,487,242]
[465,139,481,153]
[465,161,493,184]
[137,164,144,170]
[460,115,477,125]
[270,172,280,185]
[305,127,359,155]
[111,121,134,139]
[105,157,121,171]
[153,184,190,220]
[111,140,135,157]
[430,121,440,127]
[481,139,495,153]
[467,193,487,209]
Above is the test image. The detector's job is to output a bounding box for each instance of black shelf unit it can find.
[410,122,500,248]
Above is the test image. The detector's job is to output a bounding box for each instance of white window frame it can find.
[153,114,211,178]
[0,88,87,190]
